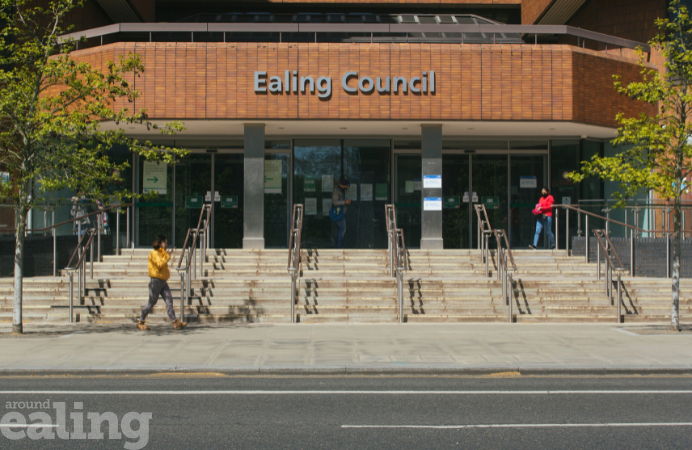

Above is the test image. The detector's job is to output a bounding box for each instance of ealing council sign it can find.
[254,71,435,98]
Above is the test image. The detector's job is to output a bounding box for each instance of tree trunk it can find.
[13,209,26,334]
[671,195,681,332]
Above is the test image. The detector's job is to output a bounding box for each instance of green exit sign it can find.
[185,196,203,209]
[221,196,238,209]
[444,196,460,209]
[482,196,500,209]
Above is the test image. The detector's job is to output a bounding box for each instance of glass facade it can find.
[111,137,625,250]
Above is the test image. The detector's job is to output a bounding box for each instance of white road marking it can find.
[342,423,692,429]
[0,390,691,395]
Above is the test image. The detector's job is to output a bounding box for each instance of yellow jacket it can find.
[148,248,171,281]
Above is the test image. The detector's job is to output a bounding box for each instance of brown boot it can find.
[172,319,187,330]
[136,320,150,331]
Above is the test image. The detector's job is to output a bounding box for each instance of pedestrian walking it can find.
[529,187,555,250]
[137,235,187,331]
[330,179,351,249]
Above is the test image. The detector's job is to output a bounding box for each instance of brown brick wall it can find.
[521,0,554,24]
[62,42,655,127]
[565,0,666,43]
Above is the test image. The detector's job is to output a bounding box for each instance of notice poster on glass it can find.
[423,174,442,189]
[264,160,282,194]
[142,161,167,194]
[361,184,373,201]
[322,175,333,192]
[413,179,422,191]
[345,185,357,200]
[405,181,415,194]
[520,176,537,189]
[423,197,442,211]
[375,183,388,201]
[305,198,317,215]
[304,176,316,192]
[322,198,332,216]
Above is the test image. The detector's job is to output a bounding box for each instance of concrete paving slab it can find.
[1,322,692,374]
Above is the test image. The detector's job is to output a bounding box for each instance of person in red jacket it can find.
[529,187,555,250]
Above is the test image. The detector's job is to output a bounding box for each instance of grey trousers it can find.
[141,278,177,322]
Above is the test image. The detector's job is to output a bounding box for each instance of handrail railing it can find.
[288,203,304,324]
[175,204,213,323]
[59,22,651,52]
[63,229,97,323]
[395,228,407,323]
[553,203,673,277]
[385,204,398,278]
[593,229,627,323]
[2,202,133,275]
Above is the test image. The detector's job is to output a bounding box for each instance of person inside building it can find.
[137,235,187,331]
[332,179,352,249]
[70,196,91,236]
[529,187,555,250]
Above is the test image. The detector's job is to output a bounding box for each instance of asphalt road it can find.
[1,375,692,449]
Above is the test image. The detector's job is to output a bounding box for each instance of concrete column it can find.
[421,124,443,249]
[243,123,265,249]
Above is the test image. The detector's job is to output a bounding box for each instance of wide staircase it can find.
[1,248,690,324]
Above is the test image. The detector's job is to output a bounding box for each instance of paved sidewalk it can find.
[1,323,691,374]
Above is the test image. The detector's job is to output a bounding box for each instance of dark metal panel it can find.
[120,23,208,32]
[298,24,389,33]
[209,23,298,32]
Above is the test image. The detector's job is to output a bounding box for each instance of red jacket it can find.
[537,195,554,217]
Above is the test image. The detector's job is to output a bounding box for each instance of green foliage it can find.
[0,0,187,214]
[566,0,692,207]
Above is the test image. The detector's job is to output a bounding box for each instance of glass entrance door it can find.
[394,154,421,249]
[510,154,547,248]
[294,139,390,249]
[442,155,471,249]
[213,154,243,248]
[175,153,212,248]
[175,152,244,249]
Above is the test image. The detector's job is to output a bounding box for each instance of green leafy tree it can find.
[568,0,692,330]
[0,0,186,334]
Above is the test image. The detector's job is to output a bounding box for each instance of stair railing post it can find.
[508,273,513,323]
[485,233,489,278]
[565,207,570,256]
[68,271,74,324]
[585,215,589,264]
[596,233,601,281]
[291,272,296,324]
[126,206,130,248]
[116,206,120,255]
[617,272,622,323]
[555,207,559,250]
[667,232,671,278]
[630,226,635,277]
[52,225,57,277]
[398,268,403,324]
[97,213,101,262]
[90,238,93,279]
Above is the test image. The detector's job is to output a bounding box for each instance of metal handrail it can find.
[175,204,213,323]
[288,204,304,324]
[63,229,97,324]
[553,203,674,277]
[0,202,132,234]
[395,228,407,324]
[593,229,626,323]
[385,204,401,277]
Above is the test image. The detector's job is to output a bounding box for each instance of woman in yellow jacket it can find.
[137,235,187,331]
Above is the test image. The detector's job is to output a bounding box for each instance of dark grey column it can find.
[421,124,443,249]
[243,123,265,249]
